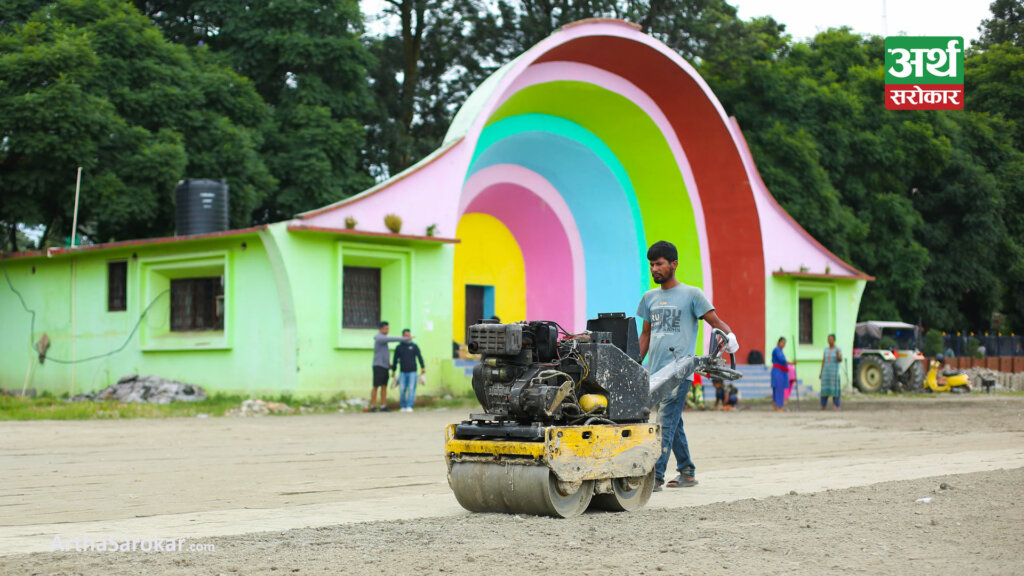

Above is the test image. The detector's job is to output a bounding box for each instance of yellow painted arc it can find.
[453,213,527,343]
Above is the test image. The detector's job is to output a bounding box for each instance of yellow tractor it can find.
[444,314,741,517]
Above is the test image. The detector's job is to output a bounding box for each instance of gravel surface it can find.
[4,468,1022,576]
[2,394,1023,575]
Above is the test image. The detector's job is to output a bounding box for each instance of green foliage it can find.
[975,0,1024,48]
[966,337,983,359]
[702,25,1024,333]
[133,0,375,221]
[922,330,944,357]
[0,0,271,245]
[966,43,1024,148]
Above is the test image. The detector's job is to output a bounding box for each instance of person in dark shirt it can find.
[391,329,425,412]
[371,322,409,412]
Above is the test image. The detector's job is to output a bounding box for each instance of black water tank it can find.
[175,179,229,236]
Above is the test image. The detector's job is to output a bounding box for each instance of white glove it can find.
[726,332,739,354]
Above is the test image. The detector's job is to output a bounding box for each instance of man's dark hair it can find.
[380,321,389,328]
[647,241,678,263]
[402,329,411,335]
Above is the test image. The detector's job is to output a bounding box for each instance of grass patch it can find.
[0,393,247,421]
[0,389,481,421]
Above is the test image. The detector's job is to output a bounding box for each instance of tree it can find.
[966,43,1024,147]
[0,0,272,245]
[135,0,375,220]
[365,0,782,176]
[976,0,1024,48]
[366,0,500,177]
[702,26,1024,331]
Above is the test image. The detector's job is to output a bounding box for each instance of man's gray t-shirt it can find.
[374,333,407,368]
[636,283,715,374]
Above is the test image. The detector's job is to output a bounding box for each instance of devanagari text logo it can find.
[885,36,964,111]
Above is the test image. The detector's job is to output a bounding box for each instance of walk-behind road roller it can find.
[445,313,742,517]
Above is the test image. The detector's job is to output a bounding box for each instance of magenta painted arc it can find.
[461,164,586,329]
[463,182,578,330]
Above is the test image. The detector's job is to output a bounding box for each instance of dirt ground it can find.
[1,394,1023,575]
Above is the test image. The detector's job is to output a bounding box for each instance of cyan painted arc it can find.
[485,81,703,297]
[469,114,648,294]
[468,130,642,320]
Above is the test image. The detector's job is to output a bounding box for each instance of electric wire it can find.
[1,258,170,364]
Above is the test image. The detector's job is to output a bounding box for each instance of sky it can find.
[732,0,992,43]
[362,0,995,43]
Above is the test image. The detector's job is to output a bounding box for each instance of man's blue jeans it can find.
[655,379,695,482]
[398,371,418,409]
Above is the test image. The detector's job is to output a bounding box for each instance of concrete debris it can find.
[342,397,368,408]
[227,399,296,417]
[1,388,36,397]
[70,375,206,404]
[960,368,1024,392]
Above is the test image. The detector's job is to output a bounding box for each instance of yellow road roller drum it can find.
[446,422,659,517]
[445,315,742,518]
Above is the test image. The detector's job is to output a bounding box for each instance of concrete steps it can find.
[702,364,813,400]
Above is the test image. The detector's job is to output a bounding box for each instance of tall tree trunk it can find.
[638,0,666,34]
[7,223,18,253]
[390,0,428,172]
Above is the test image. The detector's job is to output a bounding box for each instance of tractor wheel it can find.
[900,360,925,393]
[854,356,894,393]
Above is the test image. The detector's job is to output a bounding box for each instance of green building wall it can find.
[764,274,867,392]
[0,223,462,399]
[2,226,865,400]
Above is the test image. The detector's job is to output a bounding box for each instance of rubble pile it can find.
[961,367,1024,392]
[227,398,296,417]
[1,388,36,397]
[72,375,207,404]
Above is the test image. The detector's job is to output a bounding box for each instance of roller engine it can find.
[467,316,650,429]
[445,313,741,517]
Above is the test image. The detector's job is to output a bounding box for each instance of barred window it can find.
[799,298,813,344]
[170,277,224,331]
[343,266,381,329]
[108,261,127,312]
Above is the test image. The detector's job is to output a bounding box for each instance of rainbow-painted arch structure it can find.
[300,19,872,357]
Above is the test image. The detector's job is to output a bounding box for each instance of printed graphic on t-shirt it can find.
[650,306,682,333]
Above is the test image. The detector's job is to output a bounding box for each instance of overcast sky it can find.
[733,0,991,43]
[362,0,994,43]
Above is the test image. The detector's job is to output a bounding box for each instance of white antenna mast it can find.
[882,0,888,37]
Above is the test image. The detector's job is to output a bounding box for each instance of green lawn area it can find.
[0,393,251,420]
[0,390,479,421]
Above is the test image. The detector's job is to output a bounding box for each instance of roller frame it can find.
[445,423,659,484]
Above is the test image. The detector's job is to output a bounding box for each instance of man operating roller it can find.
[637,241,739,491]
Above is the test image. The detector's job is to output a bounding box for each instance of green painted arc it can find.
[485,81,703,291]
[469,113,648,293]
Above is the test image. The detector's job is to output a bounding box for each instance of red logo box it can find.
[885,84,963,110]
